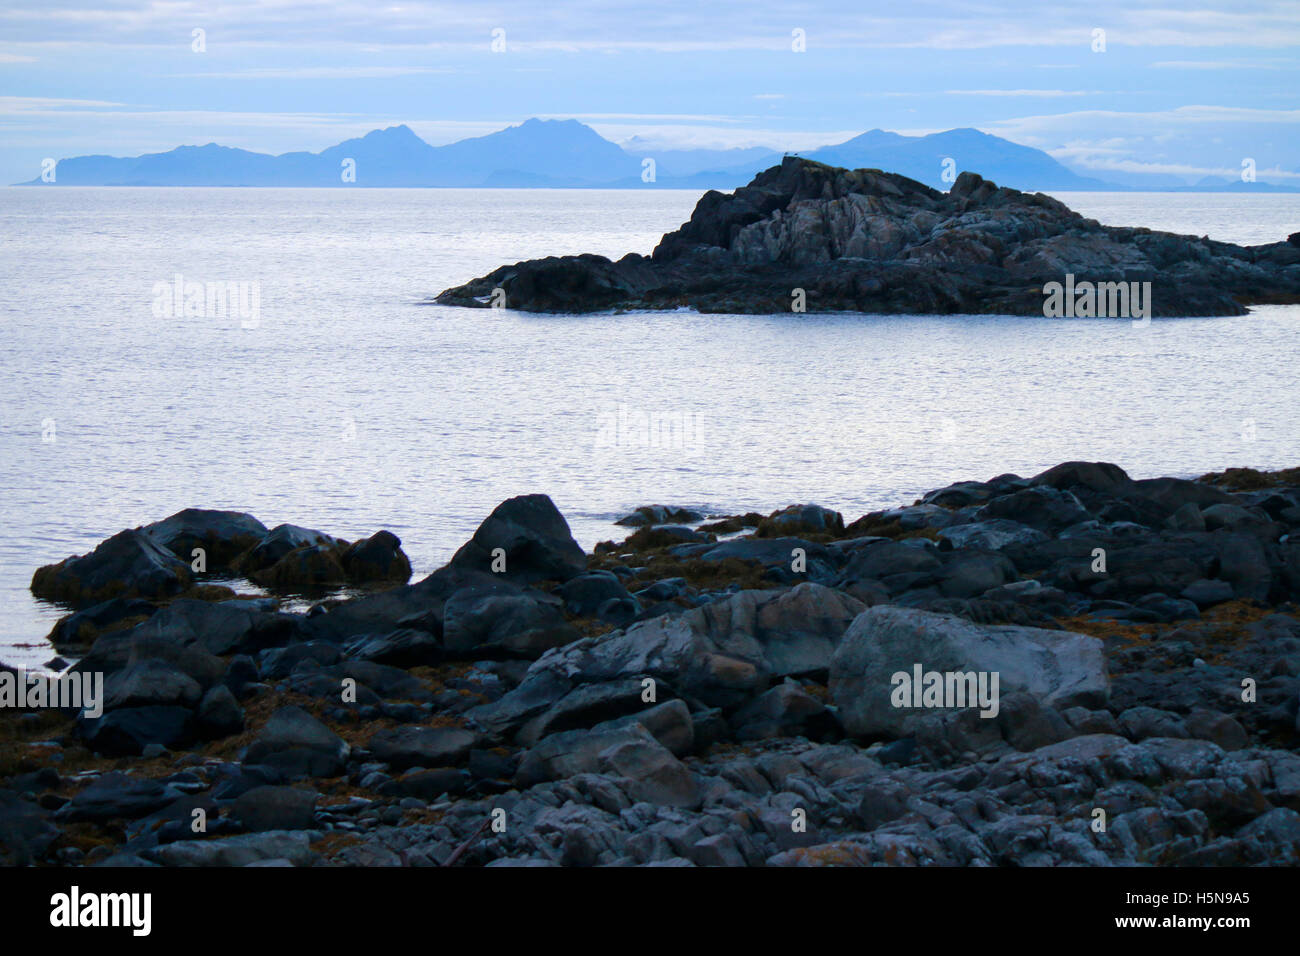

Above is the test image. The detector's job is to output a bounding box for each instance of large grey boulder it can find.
[470,583,865,733]
[829,606,1108,738]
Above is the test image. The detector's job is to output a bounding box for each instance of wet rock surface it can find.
[6,463,1300,867]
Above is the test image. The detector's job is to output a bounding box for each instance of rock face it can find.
[829,606,1109,738]
[435,157,1300,316]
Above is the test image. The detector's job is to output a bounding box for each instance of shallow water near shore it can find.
[1,186,1298,665]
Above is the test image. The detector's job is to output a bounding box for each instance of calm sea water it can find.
[1,186,1298,666]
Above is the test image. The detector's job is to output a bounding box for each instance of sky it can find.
[1,0,1298,186]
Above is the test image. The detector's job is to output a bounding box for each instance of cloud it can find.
[172,66,458,79]
[1151,57,1298,70]
[3,1,1300,51]
[943,89,1097,97]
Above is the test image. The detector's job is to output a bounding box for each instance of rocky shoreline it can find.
[434,157,1300,317]
[4,461,1300,867]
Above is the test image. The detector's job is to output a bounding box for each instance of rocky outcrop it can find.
[436,157,1300,316]
[32,509,412,610]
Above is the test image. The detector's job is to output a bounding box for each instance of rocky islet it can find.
[435,157,1300,317]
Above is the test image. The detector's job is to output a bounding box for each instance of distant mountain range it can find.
[19,118,1300,192]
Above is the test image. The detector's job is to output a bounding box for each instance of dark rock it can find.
[1030,461,1135,496]
[235,523,342,574]
[345,628,442,668]
[0,791,59,865]
[443,588,579,658]
[261,641,343,679]
[47,597,159,648]
[615,506,704,527]
[558,571,636,616]
[231,785,318,831]
[436,159,1300,316]
[340,530,412,584]
[1181,578,1235,608]
[250,543,348,590]
[142,508,268,570]
[244,705,350,778]
[56,773,180,822]
[197,684,244,738]
[31,529,191,606]
[731,681,834,741]
[367,725,479,770]
[449,493,587,584]
[80,705,195,756]
[125,598,301,656]
[379,768,470,800]
[102,659,203,711]
[756,504,845,537]
[977,486,1091,534]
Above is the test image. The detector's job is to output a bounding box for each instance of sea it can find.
[1,186,1297,665]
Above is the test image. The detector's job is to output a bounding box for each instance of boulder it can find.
[470,583,865,732]
[250,544,348,590]
[102,659,203,711]
[938,519,1048,552]
[244,705,350,777]
[829,606,1108,738]
[367,726,479,770]
[146,831,315,867]
[79,705,195,756]
[615,505,704,527]
[976,486,1091,534]
[31,529,191,606]
[698,537,840,581]
[197,684,245,738]
[232,786,319,832]
[756,504,845,537]
[340,530,412,584]
[516,723,698,807]
[1181,578,1235,608]
[344,628,441,668]
[730,681,834,741]
[449,494,586,584]
[1030,461,1134,496]
[235,523,342,574]
[0,791,58,865]
[123,598,301,656]
[558,571,637,618]
[47,597,158,647]
[442,589,579,658]
[142,508,268,570]
[55,773,181,822]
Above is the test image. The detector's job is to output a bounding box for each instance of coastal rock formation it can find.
[6,462,1300,866]
[435,157,1300,316]
[31,509,412,609]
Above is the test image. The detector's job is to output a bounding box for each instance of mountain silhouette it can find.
[24,117,1291,191]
